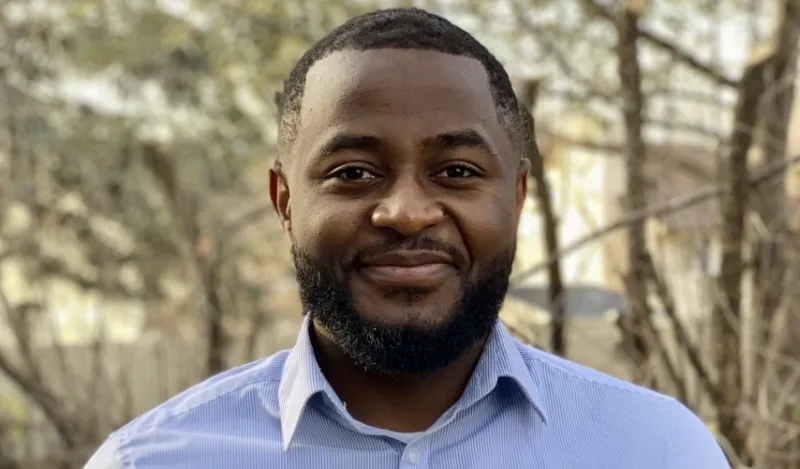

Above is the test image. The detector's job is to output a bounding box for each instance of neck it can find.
[311,320,487,433]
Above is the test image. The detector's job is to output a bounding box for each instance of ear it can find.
[515,158,530,220]
[269,166,292,235]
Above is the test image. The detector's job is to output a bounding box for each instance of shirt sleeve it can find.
[667,398,731,469]
[83,438,123,469]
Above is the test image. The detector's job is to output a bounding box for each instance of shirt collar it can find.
[278,317,333,450]
[458,320,548,422]
[278,317,548,450]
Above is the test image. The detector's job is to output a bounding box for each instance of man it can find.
[86,8,730,469]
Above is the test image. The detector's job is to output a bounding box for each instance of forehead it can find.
[293,49,508,158]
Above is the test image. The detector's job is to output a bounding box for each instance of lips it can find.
[357,250,457,288]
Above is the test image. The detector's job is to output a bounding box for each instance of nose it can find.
[371,177,444,236]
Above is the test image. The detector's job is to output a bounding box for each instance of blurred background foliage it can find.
[1,0,799,467]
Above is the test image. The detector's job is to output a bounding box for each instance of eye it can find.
[332,166,378,181]
[434,164,479,179]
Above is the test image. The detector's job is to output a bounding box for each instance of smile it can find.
[357,250,458,287]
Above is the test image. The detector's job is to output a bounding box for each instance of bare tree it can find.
[490,0,800,465]
[612,0,657,386]
[0,1,362,466]
[517,78,568,356]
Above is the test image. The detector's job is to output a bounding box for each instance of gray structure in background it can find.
[507,284,629,318]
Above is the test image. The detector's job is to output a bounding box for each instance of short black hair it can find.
[276,7,523,158]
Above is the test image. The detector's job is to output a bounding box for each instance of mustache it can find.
[349,236,467,270]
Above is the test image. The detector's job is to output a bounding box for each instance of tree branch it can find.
[0,349,81,450]
[512,4,617,101]
[580,0,738,88]
[713,33,780,463]
[536,130,718,182]
[643,255,719,404]
[518,77,567,356]
[511,153,800,282]
[615,0,654,385]
[751,0,800,390]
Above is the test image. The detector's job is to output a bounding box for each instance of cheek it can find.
[290,200,362,256]
[453,193,518,258]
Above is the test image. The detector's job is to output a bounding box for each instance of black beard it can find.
[292,243,514,375]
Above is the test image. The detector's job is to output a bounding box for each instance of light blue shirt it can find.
[85,318,730,468]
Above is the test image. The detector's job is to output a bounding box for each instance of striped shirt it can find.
[85,317,730,468]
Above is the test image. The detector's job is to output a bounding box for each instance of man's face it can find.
[271,49,528,374]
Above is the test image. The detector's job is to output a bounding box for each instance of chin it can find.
[351,286,461,326]
[356,301,458,329]
[296,245,513,374]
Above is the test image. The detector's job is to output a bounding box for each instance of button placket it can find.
[405,445,420,464]
[400,440,430,467]
[398,406,460,467]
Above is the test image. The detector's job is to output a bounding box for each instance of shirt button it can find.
[406,446,420,464]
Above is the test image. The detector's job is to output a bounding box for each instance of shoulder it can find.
[121,348,289,430]
[662,400,730,468]
[84,437,123,469]
[85,349,290,468]
[516,341,670,401]
[515,343,729,467]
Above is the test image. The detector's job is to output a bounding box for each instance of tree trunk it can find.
[752,0,798,380]
[615,0,653,385]
[714,43,776,468]
[200,238,226,377]
[517,78,567,356]
[749,2,800,466]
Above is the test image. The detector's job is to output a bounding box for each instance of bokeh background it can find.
[1,0,799,467]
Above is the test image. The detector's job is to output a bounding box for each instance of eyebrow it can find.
[422,129,499,159]
[318,134,383,157]
[316,128,499,159]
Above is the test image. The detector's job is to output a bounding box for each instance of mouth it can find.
[357,250,458,288]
